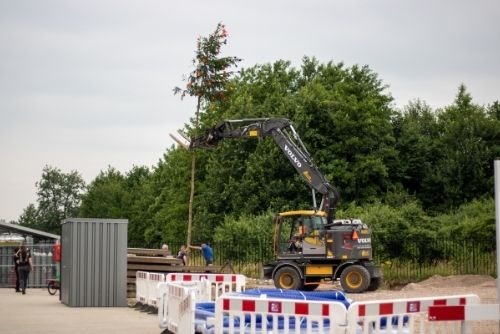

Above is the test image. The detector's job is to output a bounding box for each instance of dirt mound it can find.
[402,275,495,291]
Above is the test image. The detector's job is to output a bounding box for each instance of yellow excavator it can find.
[189,118,382,293]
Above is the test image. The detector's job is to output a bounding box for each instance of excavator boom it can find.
[189,118,339,224]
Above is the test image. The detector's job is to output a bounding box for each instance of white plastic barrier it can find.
[166,273,246,298]
[135,271,149,304]
[147,272,165,307]
[157,281,200,333]
[346,294,481,334]
[158,274,247,333]
[213,293,348,334]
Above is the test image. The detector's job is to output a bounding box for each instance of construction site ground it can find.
[0,274,498,334]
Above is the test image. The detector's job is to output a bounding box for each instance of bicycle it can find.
[47,279,60,295]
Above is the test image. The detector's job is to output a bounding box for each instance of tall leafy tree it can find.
[435,84,499,210]
[79,166,153,247]
[79,167,127,218]
[174,22,241,246]
[294,59,396,205]
[393,99,442,208]
[19,165,85,234]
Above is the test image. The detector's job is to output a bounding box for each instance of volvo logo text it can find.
[284,145,302,168]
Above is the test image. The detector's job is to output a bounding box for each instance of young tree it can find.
[174,22,241,247]
[19,165,86,234]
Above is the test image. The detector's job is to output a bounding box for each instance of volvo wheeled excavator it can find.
[188,118,382,293]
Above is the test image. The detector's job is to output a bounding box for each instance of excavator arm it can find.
[189,118,340,224]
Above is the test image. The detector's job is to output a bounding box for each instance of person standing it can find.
[189,243,214,266]
[53,239,61,280]
[13,246,20,292]
[17,245,32,295]
[176,245,188,265]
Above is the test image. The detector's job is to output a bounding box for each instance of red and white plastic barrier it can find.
[138,272,245,309]
[213,293,349,334]
[166,273,246,298]
[346,294,481,334]
[135,271,149,304]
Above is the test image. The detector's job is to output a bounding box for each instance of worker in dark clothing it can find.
[16,246,32,295]
[176,245,188,265]
[13,246,20,292]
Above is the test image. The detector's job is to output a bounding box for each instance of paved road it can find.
[0,288,160,334]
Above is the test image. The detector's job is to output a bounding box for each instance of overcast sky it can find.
[1,0,499,222]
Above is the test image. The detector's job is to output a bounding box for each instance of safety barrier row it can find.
[166,273,246,299]
[135,271,247,308]
[160,287,499,334]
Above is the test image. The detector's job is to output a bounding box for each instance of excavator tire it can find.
[340,264,370,293]
[273,266,303,290]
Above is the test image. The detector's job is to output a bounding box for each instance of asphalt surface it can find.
[0,288,160,334]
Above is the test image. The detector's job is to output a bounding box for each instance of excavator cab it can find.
[274,210,329,258]
[274,210,374,261]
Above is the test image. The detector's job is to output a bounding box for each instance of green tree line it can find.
[18,57,500,260]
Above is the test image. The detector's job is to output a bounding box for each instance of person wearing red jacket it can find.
[53,239,61,279]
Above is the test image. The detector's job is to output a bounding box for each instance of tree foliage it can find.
[19,165,85,234]
[174,22,241,107]
[79,166,154,247]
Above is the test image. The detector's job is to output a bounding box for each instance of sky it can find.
[0,0,499,222]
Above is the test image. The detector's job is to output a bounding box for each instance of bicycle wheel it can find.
[47,281,58,295]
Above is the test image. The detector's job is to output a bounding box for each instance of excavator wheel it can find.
[340,264,370,293]
[273,266,303,290]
